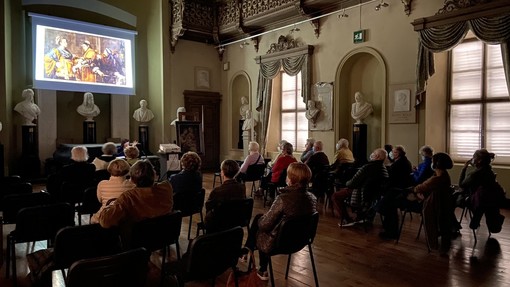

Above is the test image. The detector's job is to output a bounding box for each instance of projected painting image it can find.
[36,26,131,87]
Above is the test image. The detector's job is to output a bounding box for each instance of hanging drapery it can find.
[254,45,314,153]
[414,2,510,99]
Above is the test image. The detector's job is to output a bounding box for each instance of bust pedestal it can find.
[238,120,244,149]
[83,121,96,144]
[138,125,150,155]
[242,130,251,157]
[21,125,40,177]
[352,123,367,165]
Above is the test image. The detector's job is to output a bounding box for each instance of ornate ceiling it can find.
[169,0,373,52]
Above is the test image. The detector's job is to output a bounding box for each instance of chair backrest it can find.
[270,212,319,256]
[53,224,122,270]
[130,211,182,252]
[277,168,288,187]
[76,186,101,215]
[173,188,205,217]
[66,248,150,287]
[184,226,243,281]
[2,192,54,224]
[206,198,254,233]
[94,169,111,183]
[311,165,331,197]
[243,164,266,182]
[60,181,92,205]
[0,182,33,210]
[14,202,75,243]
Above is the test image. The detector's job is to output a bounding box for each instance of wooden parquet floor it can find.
[1,172,510,287]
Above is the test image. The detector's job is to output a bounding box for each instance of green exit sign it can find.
[353,30,365,44]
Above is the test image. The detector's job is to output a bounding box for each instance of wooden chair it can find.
[197,197,254,236]
[173,189,205,240]
[6,203,75,284]
[130,211,183,283]
[266,212,320,287]
[66,248,150,287]
[167,226,243,287]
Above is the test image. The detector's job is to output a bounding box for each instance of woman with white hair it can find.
[238,141,265,179]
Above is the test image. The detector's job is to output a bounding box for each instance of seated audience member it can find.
[99,160,173,228]
[262,142,297,200]
[412,152,455,253]
[330,138,355,171]
[46,146,96,196]
[91,159,136,223]
[305,140,329,175]
[268,139,288,168]
[387,145,413,189]
[169,151,203,196]
[244,162,317,280]
[459,149,505,230]
[237,141,265,181]
[205,160,247,231]
[92,142,117,171]
[117,139,138,157]
[124,145,140,166]
[412,145,434,185]
[300,138,315,163]
[332,148,388,226]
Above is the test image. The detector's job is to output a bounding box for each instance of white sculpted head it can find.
[351,91,373,124]
[14,88,41,126]
[77,92,100,121]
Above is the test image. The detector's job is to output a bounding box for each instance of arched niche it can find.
[229,71,251,150]
[334,47,387,159]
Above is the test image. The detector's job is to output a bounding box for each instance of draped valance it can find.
[414,2,510,98]
[254,45,314,151]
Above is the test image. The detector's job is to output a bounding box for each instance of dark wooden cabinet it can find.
[183,90,221,171]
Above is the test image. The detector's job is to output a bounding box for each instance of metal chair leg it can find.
[285,254,291,278]
[308,244,320,287]
[268,256,275,287]
[396,210,408,244]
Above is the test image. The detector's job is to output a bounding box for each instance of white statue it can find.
[242,110,257,131]
[305,100,320,126]
[351,91,373,124]
[240,96,249,120]
[170,106,186,126]
[77,92,100,121]
[133,99,155,123]
[14,88,41,126]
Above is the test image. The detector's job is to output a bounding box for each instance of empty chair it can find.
[1,191,54,225]
[66,247,150,287]
[75,186,101,225]
[6,202,75,283]
[199,197,254,235]
[0,180,33,211]
[167,226,243,287]
[53,224,122,274]
[173,188,205,239]
[266,212,320,287]
[130,211,183,281]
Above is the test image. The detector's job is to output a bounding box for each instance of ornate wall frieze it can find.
[266,35,302,54]
[437,0,492,14]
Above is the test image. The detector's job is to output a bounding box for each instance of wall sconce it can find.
[338,9,349,18]
[239,41,250,48]
[401,0,412,16]
[375,0,389,11]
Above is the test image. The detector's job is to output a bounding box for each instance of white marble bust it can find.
[305,100,320,125]
[240,96,249,120]
[133,99,155,123]
[351,91,373,124]
[14,88,41,126]
[170,106,186,126]
[77,92,100,121]
[242,110,257,131]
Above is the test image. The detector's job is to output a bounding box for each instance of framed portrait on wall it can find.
[389,83,416,124]
[176,121,204,154]
[195,67,211,90]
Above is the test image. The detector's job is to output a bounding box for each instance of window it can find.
[281,72,307,152]
[449,39,510,164]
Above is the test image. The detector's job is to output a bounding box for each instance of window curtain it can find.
[255,46,313,153]
[416,14,510,96]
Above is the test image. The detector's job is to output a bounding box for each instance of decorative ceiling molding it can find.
[169,0,372,53]
[436,0,492,15]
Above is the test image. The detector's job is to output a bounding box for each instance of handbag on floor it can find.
[226,248,265,287]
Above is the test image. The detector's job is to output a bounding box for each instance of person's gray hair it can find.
[71,146,89,162]
[338,138,349,148]
[370,148,387,161]
[306,138,315,146]
[102,142,117,155]
[419,145,433,157]
[249,141,259,152]
[314,140,323,151]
